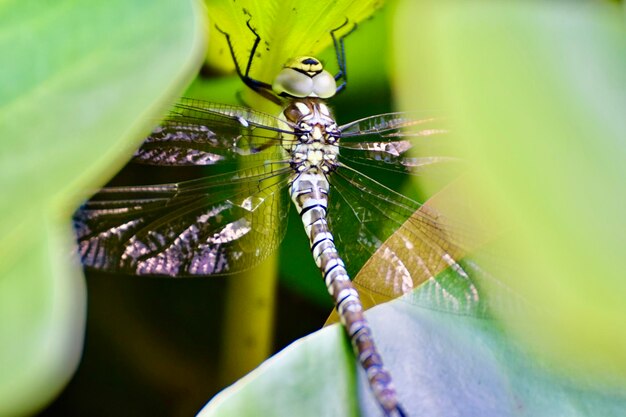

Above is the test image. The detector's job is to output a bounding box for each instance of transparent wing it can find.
[133,98,294,166]
[328,163,486,315]
[74,163,292,276]
[338,112,463,177]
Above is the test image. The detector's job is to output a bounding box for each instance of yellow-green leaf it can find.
[394,0,626,382]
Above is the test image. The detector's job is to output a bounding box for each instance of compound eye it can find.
[272,68,313,98]
[312,71,337,98]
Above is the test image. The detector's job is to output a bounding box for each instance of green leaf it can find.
[0,0,205,414]
[393,0,626,381]
[204,0,383,111]
[197,324,358,417]
[197,288,626,417]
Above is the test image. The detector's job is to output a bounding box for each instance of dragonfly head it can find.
[272,56,337,99]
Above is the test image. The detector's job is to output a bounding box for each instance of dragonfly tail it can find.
[290,172,405,416]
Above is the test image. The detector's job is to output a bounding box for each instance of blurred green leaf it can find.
[0,0,205,414]
[393,0,626,382]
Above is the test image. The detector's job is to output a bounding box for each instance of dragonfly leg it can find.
[330,18,357,95]
[214,20,281,105]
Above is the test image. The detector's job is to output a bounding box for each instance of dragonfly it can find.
[73,19,481,417]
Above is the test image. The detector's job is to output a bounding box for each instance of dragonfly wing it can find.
[134,98,292,166]
[74,164,291,276]
[339,112,463,177]
[328,164,485,315]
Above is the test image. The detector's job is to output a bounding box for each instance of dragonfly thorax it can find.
[282,99,340,174]
[272,56,337,99]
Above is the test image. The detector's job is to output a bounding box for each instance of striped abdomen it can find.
[289,171,405,417]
